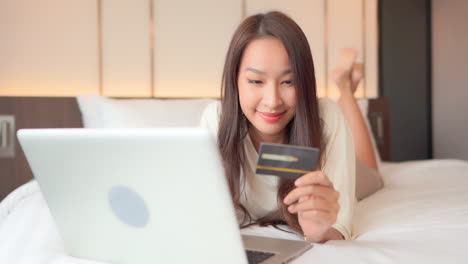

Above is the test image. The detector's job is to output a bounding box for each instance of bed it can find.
[1,96,467,263]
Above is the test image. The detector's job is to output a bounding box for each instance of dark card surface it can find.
[256,143,320,179]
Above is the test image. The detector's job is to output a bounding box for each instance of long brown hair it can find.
[218,11,326,233]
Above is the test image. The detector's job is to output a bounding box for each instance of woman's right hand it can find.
[283,171,341,242]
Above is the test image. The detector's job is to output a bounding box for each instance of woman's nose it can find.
[262,84,283,109]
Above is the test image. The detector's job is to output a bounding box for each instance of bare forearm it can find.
[337,93,377,169]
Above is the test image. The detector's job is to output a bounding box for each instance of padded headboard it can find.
[0,96,391,201]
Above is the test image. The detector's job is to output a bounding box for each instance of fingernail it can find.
[283,198,290,204]
[295,179,302,186]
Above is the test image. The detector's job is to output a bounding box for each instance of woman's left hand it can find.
[283,171,340,242]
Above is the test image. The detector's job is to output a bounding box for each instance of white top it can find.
[199,98,356,240]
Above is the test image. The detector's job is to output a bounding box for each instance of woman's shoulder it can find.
[318,98,346,138]
[318,98,343,121]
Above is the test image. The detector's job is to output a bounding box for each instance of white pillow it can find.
[77,95,216,128]
[76,95,104,128]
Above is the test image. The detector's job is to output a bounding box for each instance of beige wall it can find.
[0,0,100,96]
[0,0,378,98]
[432,0,468,160]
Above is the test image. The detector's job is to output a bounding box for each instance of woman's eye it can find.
[248,79,263,84]
[282,80,294,85]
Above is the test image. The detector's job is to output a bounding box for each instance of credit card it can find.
[256,143,320,179]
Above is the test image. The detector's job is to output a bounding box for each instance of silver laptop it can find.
[17,128,312,264]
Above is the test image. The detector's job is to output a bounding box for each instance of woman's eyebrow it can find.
[246,67,266,75]
[281,69,292,75]
[246,67,292,76]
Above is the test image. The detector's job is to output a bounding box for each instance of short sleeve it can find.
[319,98,356,240]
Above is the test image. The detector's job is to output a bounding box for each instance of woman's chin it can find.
[251,122,288,140]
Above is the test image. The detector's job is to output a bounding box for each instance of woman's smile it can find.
[257,110,286,123]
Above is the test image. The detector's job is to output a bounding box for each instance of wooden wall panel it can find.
[327,0,365,98]
[0,0,378,99]
[152,0,242,98]
[0,0,99,96]
[364,0,379,98]
[101,0,153,97]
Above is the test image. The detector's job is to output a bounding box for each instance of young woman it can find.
[200,11,355,243]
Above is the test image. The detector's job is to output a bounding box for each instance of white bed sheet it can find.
[1,159,468,264]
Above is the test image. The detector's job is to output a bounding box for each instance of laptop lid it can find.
[17,128,247,264]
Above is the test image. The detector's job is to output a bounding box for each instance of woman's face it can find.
[238,37,297,143]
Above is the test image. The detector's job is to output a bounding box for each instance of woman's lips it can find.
[258,111,286,123]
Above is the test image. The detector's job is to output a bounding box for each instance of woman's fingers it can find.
[283,171,337,205]
[287,172,341,238]
[283,184,338,205]
[288,198,340,214]
[294,171,333,188]
[299,210,338,226]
